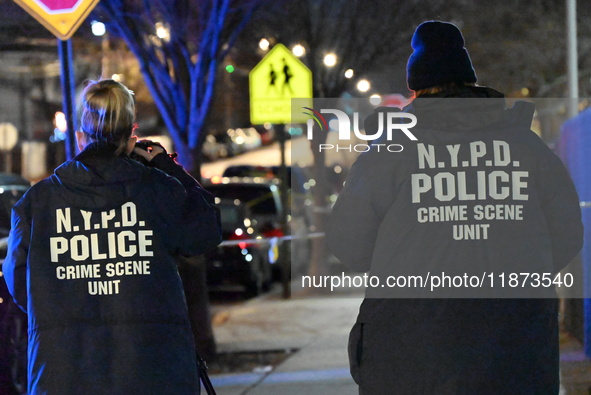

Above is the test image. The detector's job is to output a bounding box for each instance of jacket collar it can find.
[51,142,146,210]
[405,86,507,132]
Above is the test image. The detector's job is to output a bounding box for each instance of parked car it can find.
[205,177,283,234]
[0,174,31,239]
[202,134,231,161]
[227,127,262,153]
[0,173,31,394]
[204,199,272,296]
[222,164,298,189]
[203,177,286,284]
[222,165,278,180]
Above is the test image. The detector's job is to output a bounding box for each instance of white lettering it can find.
[469,141,486,166]
[417,143,436,169]
[121,202,137,226]
[56,208,71,233]
[101,209,116,228]
[50,237,68,262]
[446,144,460,168]
[138,230,154,257]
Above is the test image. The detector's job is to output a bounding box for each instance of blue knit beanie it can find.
[406,21,477,91]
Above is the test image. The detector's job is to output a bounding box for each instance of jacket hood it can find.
[51,141,147,210]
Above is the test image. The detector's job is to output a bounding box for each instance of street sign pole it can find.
[58,39,77,159]
[276,123,290,299]
[249,44,313,299]
[15,0,101,160]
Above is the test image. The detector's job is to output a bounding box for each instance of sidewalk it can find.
[559,332,591,394]
[209,286,361,395]
[209,285,591,395]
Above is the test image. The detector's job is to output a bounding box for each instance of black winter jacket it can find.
[327,87,583,394]
[3,142,221,394]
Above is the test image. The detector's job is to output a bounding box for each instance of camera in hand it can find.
[129,139,167,165]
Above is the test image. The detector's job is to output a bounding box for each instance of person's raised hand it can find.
[133,143,165,162]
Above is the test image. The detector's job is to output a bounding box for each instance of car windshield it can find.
[218,203,242,230]
[208,184,277,216]
[222,166,293,188]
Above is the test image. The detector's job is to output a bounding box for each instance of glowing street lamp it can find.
[344,69,354,79]
[292,44,306,57]
[259,38,270,51]
[155,22,170,42]
[91,21,105,36]
[323,53,337,67]
[357,79,370,93]
[54,112,67,132]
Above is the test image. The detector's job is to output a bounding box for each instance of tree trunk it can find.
[174,143,196,174]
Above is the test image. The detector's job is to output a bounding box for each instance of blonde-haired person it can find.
[3,79,221,394]
[78,78,137,155]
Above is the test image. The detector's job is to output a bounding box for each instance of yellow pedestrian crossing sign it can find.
[249,44,312,125]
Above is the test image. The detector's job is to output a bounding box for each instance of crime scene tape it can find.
[217,232,325,247]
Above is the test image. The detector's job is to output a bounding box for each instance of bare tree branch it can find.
[94,0,265,170]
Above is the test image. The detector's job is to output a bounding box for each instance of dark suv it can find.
[204,199,273,296]
[203,178,284,294]
[205,177,283,237]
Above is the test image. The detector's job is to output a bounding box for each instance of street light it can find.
[323,53,337,67]
[259,38,270,51]
[292,44,306,57]
[155,22,170,42]
[91,21,106,37]
[54,112,67,133]
[92,20,110,79]
[357,79,370,93]
[344,69,354,79]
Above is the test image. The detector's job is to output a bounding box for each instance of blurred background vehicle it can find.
[0,173,31,395]
[202,133,233,162]
[219,165,308,272]
[227,128,262,154]
[202,128,263,162]
[204,199,272,297]
[205,177,283,233]
[222,164,279,180]
[0,174,31,239]
[203,177,285,283]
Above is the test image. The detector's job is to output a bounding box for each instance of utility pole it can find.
[566,0,578,118]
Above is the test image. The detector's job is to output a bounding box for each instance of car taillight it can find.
[262,228,284,238]
[229,229,250,249]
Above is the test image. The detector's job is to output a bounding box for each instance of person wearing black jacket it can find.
[327,21,583,394]
[3,79,221,394]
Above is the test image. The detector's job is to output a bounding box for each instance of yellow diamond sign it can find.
[14,0,101,40]
[249,44,312,125]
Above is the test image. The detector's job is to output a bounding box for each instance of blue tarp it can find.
[558,108,591,357]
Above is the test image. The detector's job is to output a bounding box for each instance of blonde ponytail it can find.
[78,79,135,155]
